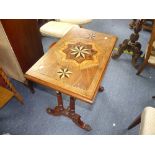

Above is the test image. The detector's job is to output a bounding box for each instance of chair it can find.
[40,21,79,38]
[137,20,155,75]
[59,19,93,27]
[128,106,155,135]
[0,67,23,108]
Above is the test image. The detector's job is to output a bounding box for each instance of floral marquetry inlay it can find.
[63,42,97,63]
[87,33,96,39]
[57,68,72,79]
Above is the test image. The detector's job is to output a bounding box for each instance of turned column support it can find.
[69,97,75,114]
[56,91,64,110]
[47,91,92,131]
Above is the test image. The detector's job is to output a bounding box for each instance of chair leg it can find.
[24,80,35,94]
[128,113,141,130]
[136,62,147,75]
[0,68,24,104]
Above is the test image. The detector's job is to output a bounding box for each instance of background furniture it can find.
[0,19,44,83]
[128,107,155,135]
[0,67,23,108]
[40,21,79,38]
[137,20,155,75]
[112,19,144,67]
[129,19,154,31]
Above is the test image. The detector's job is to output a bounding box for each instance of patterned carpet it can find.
[0,19,154,135]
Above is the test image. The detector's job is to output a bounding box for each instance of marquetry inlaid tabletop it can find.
[25,27,117,103]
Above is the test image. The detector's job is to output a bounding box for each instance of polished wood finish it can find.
[112,19,144,67]
[1,19,44,73]
[0,67,24,105]
[25,27,117,103]
[25,27,116,130]
[128,114,141,130]
[137,20,155,75]
[47,91,91,131]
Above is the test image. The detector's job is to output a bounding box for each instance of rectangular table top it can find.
[25,27,117,103]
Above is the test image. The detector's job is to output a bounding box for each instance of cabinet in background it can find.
[0,19,44,83]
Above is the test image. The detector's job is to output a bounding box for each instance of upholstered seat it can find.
[40,21,79,38]
[140,107,155,135]
[59,19,93,25]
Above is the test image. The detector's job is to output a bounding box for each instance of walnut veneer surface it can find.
[25,28,117,103]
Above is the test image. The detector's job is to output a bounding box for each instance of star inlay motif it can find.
[63,42,97,63]
[70,45,90,58]
[57,68,72,79]
[87,33,96,39]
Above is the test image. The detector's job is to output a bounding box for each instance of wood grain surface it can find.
[25,27,117,103]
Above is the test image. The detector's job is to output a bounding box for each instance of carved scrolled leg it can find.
[47,91,64,116]
[112,39,128,59]
[68,97,92,131]
[47,92,92,131]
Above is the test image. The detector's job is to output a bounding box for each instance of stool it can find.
[40,21,79,38]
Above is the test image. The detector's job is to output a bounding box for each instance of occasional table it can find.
[25,27,117,131]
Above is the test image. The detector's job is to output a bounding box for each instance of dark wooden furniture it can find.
[112,19,144,67]
[129,19,154,31]
[25,27,117,131]
[137,20,155,75]
[1,19,44,74]
[128,114,141,130]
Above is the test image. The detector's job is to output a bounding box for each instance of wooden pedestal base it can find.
[47,91,92,131]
